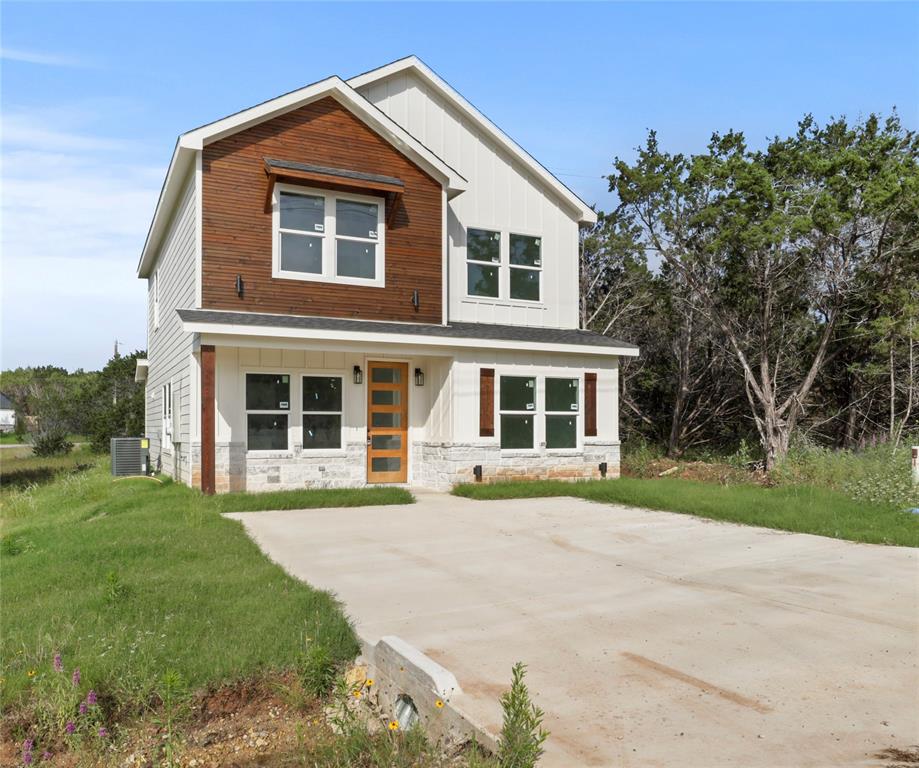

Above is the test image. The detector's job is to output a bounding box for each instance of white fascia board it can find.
[348,57,598,226]
[183,319,639,358]
[138,75,467,279]
[137,143,195,278]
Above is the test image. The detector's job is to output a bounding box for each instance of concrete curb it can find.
[358,634,498,753]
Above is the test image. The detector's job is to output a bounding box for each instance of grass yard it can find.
[454,477,919,547]
[0,458,414,721]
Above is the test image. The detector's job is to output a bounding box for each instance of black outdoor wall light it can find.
[353,365,363,385]
[414,367,424,386]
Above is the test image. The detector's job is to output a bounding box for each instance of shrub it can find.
[496,662,548,768]
[299,643,338,698]
[30,428,73,457]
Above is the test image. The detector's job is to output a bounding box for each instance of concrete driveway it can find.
[229,492,919,767]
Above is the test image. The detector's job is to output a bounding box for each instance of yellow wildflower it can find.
[352,690,362,699]
[27,669,36,678]
[388,720,399,731]
[435,699,445,709]
[365,678,374,688]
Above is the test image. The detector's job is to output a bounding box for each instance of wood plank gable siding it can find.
[201,97,443,323]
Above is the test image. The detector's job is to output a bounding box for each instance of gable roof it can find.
[348,56,598,226]
[137,75,466,278]
[0,392,13,410]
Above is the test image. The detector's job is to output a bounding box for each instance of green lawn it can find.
[454,478,919,547]
[0,459,414,719]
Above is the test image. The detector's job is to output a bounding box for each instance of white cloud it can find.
[0,47,89,68]
[1,107,162,370]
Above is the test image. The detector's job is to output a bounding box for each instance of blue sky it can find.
[2,2,917,370]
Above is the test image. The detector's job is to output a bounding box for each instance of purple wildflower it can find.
[22,740,33,752]
[86,689,97,705]
[71,668,80,687]
[41,752,52,762]
[97,727,108,739]
[78,702,88,716]
[53,653,63,673]
[22,751,32,765]
[64,722,75,735]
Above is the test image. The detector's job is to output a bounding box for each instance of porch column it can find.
[201,344,216,495]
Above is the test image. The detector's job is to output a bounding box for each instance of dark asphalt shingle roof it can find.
[0,392,14,410]
[177,309,636,351]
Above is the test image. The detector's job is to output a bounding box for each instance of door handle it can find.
[367,432,372,447]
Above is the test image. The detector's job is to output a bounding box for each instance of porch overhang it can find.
[177,309,639,358]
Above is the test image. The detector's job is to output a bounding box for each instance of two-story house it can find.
[136,56,638,493]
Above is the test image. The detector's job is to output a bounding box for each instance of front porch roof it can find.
[177,309,639,357]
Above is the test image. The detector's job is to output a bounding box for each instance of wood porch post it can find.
[201,344,216,495]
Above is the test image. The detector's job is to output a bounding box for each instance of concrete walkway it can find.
[228,492,919,767]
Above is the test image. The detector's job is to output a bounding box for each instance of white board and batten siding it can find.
[356,72,581,330]
[146,173,197,480]
[449,349,619,446]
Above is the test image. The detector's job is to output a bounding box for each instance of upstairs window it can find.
[466,228,501,298]
[464,228,542,303]
[246,373,290,451]
[274,185,385,287]
[509,234,541,301]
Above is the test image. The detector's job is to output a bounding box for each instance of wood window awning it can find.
[264,157,405,213]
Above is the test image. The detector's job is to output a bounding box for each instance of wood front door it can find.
[366,361,408,484]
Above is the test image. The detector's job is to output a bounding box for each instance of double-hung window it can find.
[545,378,578,449]
[466,228,501,298]
[275,186,385,286]
[246,373,290,451]
[509,234,541,301]
[161,382,172,448]
[499,376,536,450]
[302,376,342,450]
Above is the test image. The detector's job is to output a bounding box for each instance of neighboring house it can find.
[136,56,638,494]
[0,393,15,433]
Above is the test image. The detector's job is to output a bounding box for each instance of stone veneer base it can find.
[193,441,621,493]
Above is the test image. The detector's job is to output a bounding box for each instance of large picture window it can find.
[302,376,342,450]
[545,378,578,449]
[499,375,535,449]
[246,373,290,451]
[466,228,500,298]
[274,185,385,286]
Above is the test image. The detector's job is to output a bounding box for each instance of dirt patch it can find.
[876,746,919,766]
[624,458,768,486]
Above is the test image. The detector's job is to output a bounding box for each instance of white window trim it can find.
[244,371,293,456]
[463,226,544,305]
[507,231,543,303]
[271,183,386,288]
[161,381,172,453]
[544,376,581,452]
[152,271,160,330]
[497,374,539,453]
[301,374,346,455]
[465,226,502,301]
